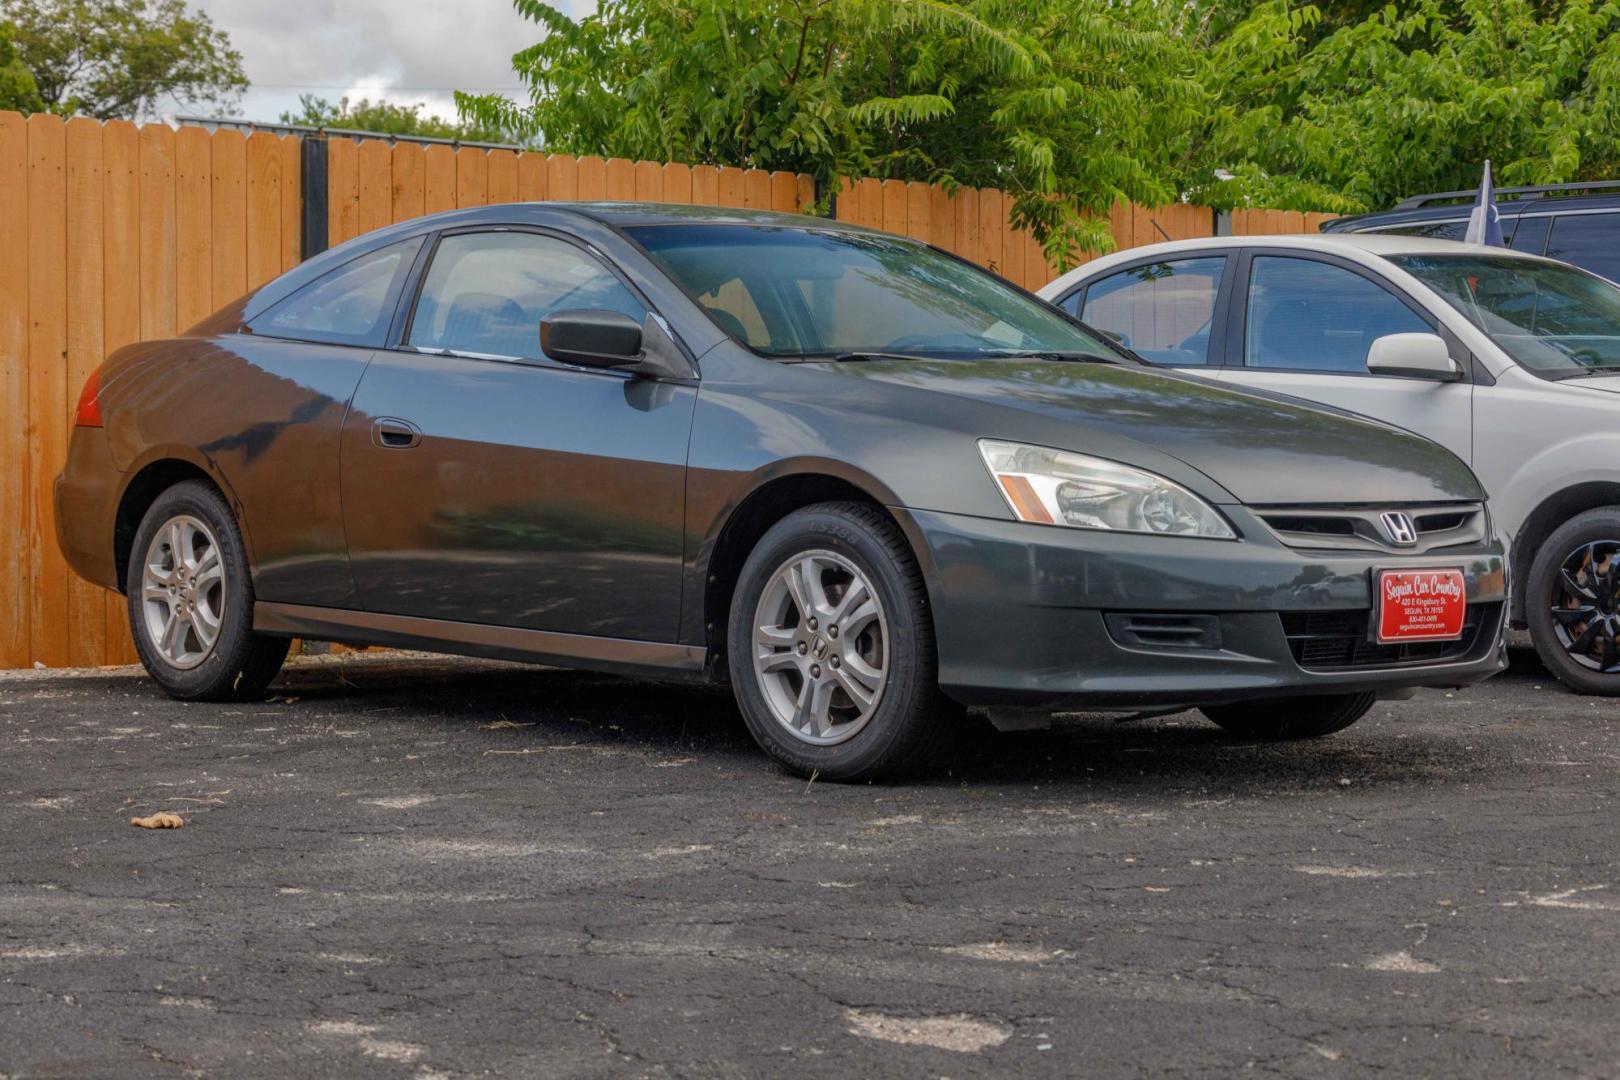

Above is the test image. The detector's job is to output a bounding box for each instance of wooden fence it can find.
[0,109,1332,670]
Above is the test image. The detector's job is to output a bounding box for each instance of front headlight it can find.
[978,439,1237,539]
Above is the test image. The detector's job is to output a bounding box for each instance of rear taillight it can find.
[74,369,102,428]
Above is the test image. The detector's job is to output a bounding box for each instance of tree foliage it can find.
[459,0,1214,259]
[0,0,245,120]
[462,0,1620,265]
[0,20,43,114]
[279,94,511,144]
[1211,0,1620,211]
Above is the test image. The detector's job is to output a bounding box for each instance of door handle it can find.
[373,417,422,449]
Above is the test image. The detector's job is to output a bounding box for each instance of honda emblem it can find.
[1380,511,1419,547]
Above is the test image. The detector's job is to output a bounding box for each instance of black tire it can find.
[1200,692,1376,740]
[726,501,960,781]
[126,480,289,701]
[1527,506,1620,696]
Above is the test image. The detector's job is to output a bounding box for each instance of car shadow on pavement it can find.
[237,653,1527,795]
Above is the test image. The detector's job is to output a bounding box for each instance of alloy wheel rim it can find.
[752,549,888,746]
[140,514,226,671]
[1551,539,1620,673]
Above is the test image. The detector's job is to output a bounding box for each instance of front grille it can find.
[1257,503,1486,554]
[1281,603,1500,670]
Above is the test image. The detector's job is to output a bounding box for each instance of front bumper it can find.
[898,506,1508,710]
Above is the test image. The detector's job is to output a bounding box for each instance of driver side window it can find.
[1079,257,1227,365]
[407,231,645,361]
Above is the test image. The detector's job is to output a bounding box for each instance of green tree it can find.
[280,93,512,144]
[460,0,1214,261]
[0,21,44,114]
[1207,0,1620,211]
[1,0,245,120]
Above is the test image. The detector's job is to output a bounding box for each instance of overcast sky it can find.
[194,0,595,127]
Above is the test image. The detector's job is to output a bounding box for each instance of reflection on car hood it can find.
[1566,373,1620,394]
[831,359,1482,505]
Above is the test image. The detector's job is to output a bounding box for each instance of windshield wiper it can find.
[982,349,1120,364]
[813,351,947,364]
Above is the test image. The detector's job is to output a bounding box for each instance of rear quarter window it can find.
[1546,213,1620,282]
[248,238,422,347]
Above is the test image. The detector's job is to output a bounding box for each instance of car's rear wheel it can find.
[726,502,959,781]
[1200,692,1376,740]
[127,480,289,701]
[1527,507,1620,696]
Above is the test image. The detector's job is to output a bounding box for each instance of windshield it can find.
[626,224,1119,360]
[1389,254,1620,378]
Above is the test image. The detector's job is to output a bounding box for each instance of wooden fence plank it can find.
[326,137,359,246]
[356,137,392,236]
[423,144,457,214]
[953,186,980,265]
[456,148,489,208]
[279,135,300,272]
[834,176,857,222]
[577,155,606,200]
[769,170,797,213]
[691,164,718,205]
[211,128,245,307]
[391,142,425,224]
[634,159,663,201]
[605,157,635,200]
[27,114,68,666]
[716,166,745,208]
[518,152,547,201]
[174,126,212,329]
[880,179,907,236]
[978,188,1004,276]
[797,174,815,215]
[929,185,954,253]
[102,120,140,664]
[138,124,178,342]
[487,149,518,204]
[905,181,930,242]
[547,153,579,201]
[63,118,105,667]
[744,169,770,210]
[0,112,28,668]
[248,132,287,288]
[661,162,691,204]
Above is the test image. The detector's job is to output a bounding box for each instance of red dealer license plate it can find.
[1375,569,1467,644]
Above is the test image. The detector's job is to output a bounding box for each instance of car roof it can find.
[1038,233,1556,296]
[557,201,876,232]
[1328,182,1620,231]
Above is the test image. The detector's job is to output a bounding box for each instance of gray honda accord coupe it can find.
[55,203,1508,780]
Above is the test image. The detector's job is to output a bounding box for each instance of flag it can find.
[1464,160,1505,247]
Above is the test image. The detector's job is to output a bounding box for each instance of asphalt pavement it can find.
[2,648,1617,1078]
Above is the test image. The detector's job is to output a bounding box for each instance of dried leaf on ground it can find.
[131,812,185,829]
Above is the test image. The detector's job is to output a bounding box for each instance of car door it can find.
[339,227,698,642]
[1054,253,1234,368]
[1211,251,1475,464]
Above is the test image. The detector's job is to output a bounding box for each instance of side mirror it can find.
[1366,332,1462,381]
[540,309,644,370]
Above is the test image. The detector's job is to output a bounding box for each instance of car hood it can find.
[828,359,1482,505]
[1566,373,1620,395]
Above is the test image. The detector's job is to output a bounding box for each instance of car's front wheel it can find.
[1527,507,1620,696]
[127,480,290,701]
[726,502,959,781]
[1200,692,1376,740]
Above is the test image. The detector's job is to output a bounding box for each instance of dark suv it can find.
[1323,181,1620,281]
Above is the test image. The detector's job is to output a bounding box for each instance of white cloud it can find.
[191,0,598,127]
